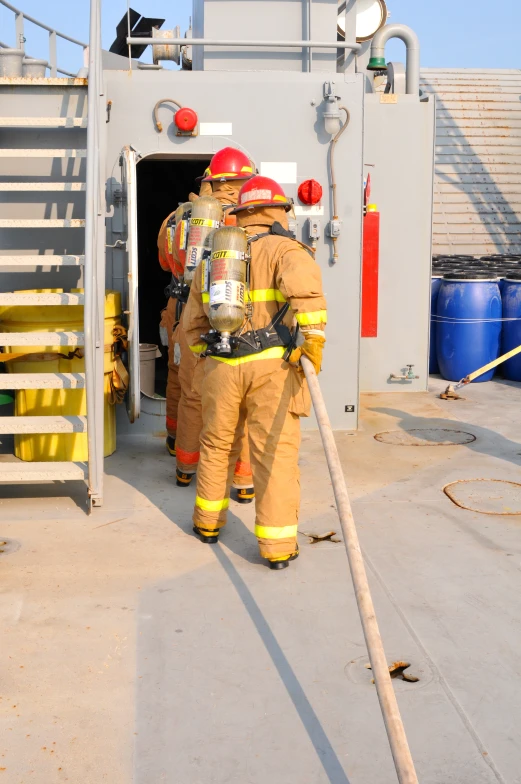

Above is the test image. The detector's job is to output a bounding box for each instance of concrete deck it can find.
[1,378,521,783]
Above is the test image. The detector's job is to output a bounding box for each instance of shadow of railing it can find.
[422,71,521,255]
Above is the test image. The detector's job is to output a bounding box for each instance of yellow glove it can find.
[289,334,325,375]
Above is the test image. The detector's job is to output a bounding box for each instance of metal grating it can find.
[421,68,521,256]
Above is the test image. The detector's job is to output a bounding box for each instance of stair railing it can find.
[84,0,105,509]
[0,0,87,76]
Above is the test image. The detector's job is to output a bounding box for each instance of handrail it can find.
[0,0,87,76]
[0,0,87,45]
[84,0,105,507]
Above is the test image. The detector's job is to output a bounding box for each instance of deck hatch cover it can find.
[374,428,476,446]
[444,479,521,515]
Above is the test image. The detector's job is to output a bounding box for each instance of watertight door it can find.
[120,146,140,423]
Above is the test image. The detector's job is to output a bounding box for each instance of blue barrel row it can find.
[430,254,521,382]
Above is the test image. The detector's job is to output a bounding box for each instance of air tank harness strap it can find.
[248,221,315,257]
[109,325,129,405]
[203,303,298,360]
[247,221,291,244]
[164,274,190,310]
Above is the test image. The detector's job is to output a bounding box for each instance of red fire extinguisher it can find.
[361,173,380,338]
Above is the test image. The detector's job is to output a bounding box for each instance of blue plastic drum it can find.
[437,273,501,382]
[430,276,442,374]
[502,274,521,381]
[499,268,521,296]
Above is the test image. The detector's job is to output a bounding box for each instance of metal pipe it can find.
[301,354,419,784]
[153,98,183,133]
[126,0,131,71]
[369,23,420,96]
[127,37,361,51]
[307,0,312,72]
[0,0,87,46]
[14,11,24,49]
[329,107,350,263]
[49,30,57,77]
[84,0,103,509]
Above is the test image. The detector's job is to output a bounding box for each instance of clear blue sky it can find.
[1,0,519,74]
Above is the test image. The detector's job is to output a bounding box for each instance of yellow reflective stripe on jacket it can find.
[254,524,298,540]
[202,292,210,303]
[247,289,286,304]
[295,310,328,326]
[210,346,286,367]
[195,495,229,512]
[189,343,208,354]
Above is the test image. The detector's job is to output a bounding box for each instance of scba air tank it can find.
[170,201,192,276]
[184,197,223,285]
[208,226,248,352]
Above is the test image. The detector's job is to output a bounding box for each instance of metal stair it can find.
[0,256,85,266]
[0,183,86,191]
[0,118,88,127]
[0,416,88,434]
[0,4,105,509]
[0,98,89,492]
[0,148,87,157]
[0,462,86,482]
[0,373,85,389]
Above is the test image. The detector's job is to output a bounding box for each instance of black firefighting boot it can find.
[176,469,195,487]
[166,436,176,456]
[193,526,219,544]
[236,486,255,504]
[268,546,299,571]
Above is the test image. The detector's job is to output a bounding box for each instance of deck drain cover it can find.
[375,428,476,446]
[444,479,521,515]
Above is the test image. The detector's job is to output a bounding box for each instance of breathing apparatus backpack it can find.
[164,201,192,312]
[201,222,300,358]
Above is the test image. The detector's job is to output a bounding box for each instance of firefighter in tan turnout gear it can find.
[183,175,327,569]
[173,148,256,501]
[157,180,210,455]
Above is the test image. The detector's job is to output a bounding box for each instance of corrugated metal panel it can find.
[421,68,521,255]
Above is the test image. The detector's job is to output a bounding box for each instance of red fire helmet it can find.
[230,175,292,214]
[203,147,254,181]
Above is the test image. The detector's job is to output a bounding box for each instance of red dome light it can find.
[298,179,323,205]
[174,107,198,133]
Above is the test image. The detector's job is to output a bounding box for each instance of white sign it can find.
[260,162,297,185]
[294,206,325,216]
[199,123,233,136]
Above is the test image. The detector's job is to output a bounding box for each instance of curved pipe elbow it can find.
[369,23,420,97]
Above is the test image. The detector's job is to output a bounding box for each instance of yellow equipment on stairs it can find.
[0,289,121,462]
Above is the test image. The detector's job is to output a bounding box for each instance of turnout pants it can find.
[193,356,301,560]
[162,297,181,439]
[175,321,253,487]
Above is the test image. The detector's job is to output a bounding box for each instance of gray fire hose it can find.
[301,355,419,784]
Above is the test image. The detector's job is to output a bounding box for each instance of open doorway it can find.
[136,156,211,396]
